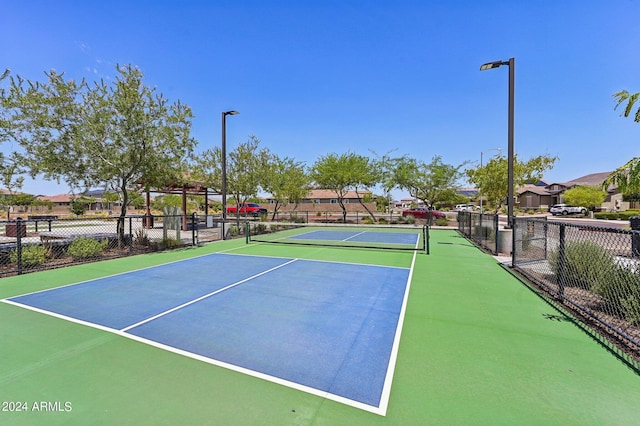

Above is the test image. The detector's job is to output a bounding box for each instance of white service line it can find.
[120,258,299,332]
[342,231,366,241]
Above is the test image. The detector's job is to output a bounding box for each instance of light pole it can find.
[480,57,515,228]
[479,147,502,213]
[221,110,239,240]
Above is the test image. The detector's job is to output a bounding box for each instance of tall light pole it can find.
[221,110,239,239]
[480,57,515,228]
[479,147,502,213]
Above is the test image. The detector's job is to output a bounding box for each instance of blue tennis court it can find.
[289,230,419,245]
[6,253,412,414]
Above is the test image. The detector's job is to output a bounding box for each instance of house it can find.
[266,188,376,214]
[515,172,620,211]
[37,194,73,214]
[517,184,555,211]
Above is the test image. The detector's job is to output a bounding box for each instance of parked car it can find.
[549,204,588,216]
[402,207,446,220]
[454,204,477,212]
[226,203,267,217]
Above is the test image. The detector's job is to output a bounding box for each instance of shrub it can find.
[134,229,151,246]
[68,237,107,259]
[549,240,614,290]
[620,210,639,220]
[160,237,181,248]
[434,217,448,226]
[592,265,640,325]
[550,240,640,324]
[404,215,416,224]
[10,245,47,267]
[362,216,374,224]
[378,217,388,224]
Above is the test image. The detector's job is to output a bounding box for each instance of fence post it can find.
[16,217,23,275]
[511,217,517,267]
[191,213,197,246]
[493,214,499,255]
[543,217,548,259]
[557,223,566,301]
[128,217,133,253]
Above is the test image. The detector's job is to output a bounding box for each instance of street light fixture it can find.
[221,110,239,240]
[480,58,515,228]
[479,147,502,213]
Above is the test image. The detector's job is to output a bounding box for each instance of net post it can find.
[245,221,250,244]
[424,224,430,255]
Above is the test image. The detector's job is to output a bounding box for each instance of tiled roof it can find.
[38,194,72,203]
[566,171,613,187]
[305,189,371,199]
[517,184,550,196]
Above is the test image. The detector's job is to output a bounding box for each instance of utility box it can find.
[6,221,26,238]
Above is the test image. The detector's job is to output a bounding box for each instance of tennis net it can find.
[246,221,429,252]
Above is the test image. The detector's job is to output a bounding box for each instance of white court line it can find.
[1,251,237,300]
[120,258,298,332]
[342,231,366,241]
[377,238,419,415]
[2,252,414,416]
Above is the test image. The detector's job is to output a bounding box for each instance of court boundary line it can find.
[1,252,415,416]
[120,258,298,332]
[254,228,422,247]
[220,251,412,271]
[0,251,240,300]
[378,244,418,415]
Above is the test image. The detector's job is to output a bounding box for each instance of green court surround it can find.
[1,230,639,425]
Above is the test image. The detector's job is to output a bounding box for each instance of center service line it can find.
[120,258,299,332]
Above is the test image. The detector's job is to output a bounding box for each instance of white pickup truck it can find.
[549,204,588,216]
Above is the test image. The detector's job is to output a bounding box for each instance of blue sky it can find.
[2,0,639,199]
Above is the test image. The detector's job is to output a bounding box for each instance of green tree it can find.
[152,194,197,213]
[605,92,640,200]
[466,154,557,212]
[4,65,196,241]
[562,185,606,211]
[195,135,271,227]
[32,198,55,213]
[311,152,380,222]
[262,155,310,220]
[602,157,640,198]
[69,197,88,216]
[373,193,389,212]
[390,155,464,209]
[0,70,26,194]
[102,191,120,212]
[613,90,640,123]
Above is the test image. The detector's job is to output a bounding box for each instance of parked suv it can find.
[226,203,267,217]
[454,204,476,212]
[549,204,588,216]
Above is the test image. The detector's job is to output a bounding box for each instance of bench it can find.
[27,215,59,220]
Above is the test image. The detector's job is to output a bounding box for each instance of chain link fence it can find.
[459,212,640,361]
[457,212,500,255]
[0,214,227,277]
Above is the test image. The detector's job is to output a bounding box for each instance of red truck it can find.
[226,203,268,217]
